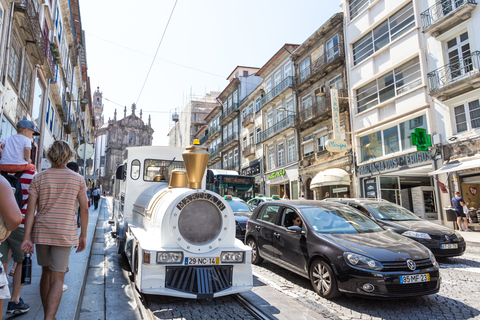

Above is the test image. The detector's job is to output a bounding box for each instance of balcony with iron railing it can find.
[223,161,239,171]
[59,97,69,122]
[219,103,239,126]
[243,144,255,158]
[208,149,221,163]
[14,0,45,66]
[427,51,480,100]
[258,116,295,144]
[259,76,293,110]
[199,135,207,145]
[421,0,476,36]
[206,125,221,142]
[299,98,330,124]
[243,113,254,129]
[43,33,55,79]
[295,43,343,92]
[219,132,239,151]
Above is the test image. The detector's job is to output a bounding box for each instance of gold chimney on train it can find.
[182,139,209,189]
[169,170,188,188]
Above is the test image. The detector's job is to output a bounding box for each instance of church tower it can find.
[93,87,104,130]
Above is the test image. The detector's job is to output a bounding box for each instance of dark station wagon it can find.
[245,200,441,299]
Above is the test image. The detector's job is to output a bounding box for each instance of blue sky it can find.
[80,0,341,146]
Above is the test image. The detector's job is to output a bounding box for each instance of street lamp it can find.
[278,106,296,114]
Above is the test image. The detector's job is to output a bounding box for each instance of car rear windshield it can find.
[367,203,421,221]
[227,201,253,214]
[302,206,383,234]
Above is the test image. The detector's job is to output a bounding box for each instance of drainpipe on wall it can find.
[35,66,50,168]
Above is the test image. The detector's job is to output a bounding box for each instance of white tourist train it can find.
[110,141,253,299]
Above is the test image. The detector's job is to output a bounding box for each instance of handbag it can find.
[463,206,469,214]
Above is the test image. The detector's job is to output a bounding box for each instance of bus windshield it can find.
[206,174,255,201]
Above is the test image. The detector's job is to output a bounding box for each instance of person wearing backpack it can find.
[0,175,23,316]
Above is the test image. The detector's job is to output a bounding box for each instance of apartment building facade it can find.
[291,13,354,200]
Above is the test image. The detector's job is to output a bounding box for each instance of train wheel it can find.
[247,238,263,265]
[309,259,340,299]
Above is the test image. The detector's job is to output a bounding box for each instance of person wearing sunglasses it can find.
[292,215,302,227]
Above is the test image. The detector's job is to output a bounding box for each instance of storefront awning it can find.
[429,158,480,175]
[310,168,351,188]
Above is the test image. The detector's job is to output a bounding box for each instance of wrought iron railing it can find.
[297,43,343,85]
[209,149,220,161]
[224,162,239,171]
[199,135,207,145]
[219,132,239,149]
[206,125,220,140]
[15,0,44,64]
[243,113,254,127]
[259,76,293,109]
[243,144,255,157]
[219,103,239,123]
[259,116,295,143]
[61,97,69,121]
[427,51,480,93]
[44,33,55,76]
[299,99,330,122]
[420,0,477,30]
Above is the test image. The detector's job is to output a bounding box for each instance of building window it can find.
[359,114,427,162]
[329,74,343,89]
[8,36,21,86]
[268,147,275,170]
[301,94,312,111]
[284,63,292,78]
[243,136,247,148]
[356,57,421,113]
[242,108,247,121]
[0,117,16,141]
[353,2,415,65]
[349,0,370,20]
[287,138,295,163]
[326,34,339,62]
[266,113,273,128]
[224,154,228,168]
[21,62,33,103]
[248,103,253,115]
[317,134,327,152]
[243,70,248,77]
[303,135,314,156]
[249,131,254,145]
[234,148,238,167]
[278,143,285,167]
[454,99,480,133]
[274,71,282,87]
[266,79,272,93]
[255,97,261,112]
[228,151,233,167]
[300,57,311,81]
[276,106,284,123]
[256,127,261,143]
[446,32,470,81]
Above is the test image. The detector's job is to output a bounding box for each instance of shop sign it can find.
[241,160,261,176]
[358,151,432,175]
[333,187,348,193]
[411,128,432,151]
[331,89,341,138]
[268,168,285,180]
[364,178,377,198]
[325,139,348,152]
[437,181,448,194]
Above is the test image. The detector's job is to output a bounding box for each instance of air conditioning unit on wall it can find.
[315,86,326,96]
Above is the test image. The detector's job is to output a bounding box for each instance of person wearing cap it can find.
[0,116,40,172]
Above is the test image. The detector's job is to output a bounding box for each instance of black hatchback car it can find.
[325,198,466,258]
[245,200,440,299]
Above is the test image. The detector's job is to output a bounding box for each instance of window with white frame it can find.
[352,2,415,65]
[276,106,284,123]
[223,126,227,139]
[243,136,247,148]
[329,74,343,89]
[21,61,33,103]
[256,127,261,143]
[302,95,313,111]
[248,103,253,115]
[267,113,273,128]
[268,147,275,170]
[286,99,294,114]
[228,151,233,166]
[234,148,238,166]
[326,34,339,62]
[454,99,480,133]
[349,0,370,20]
[224,154,228,167]
[303,135,314,156]
[284,63,292,78]
[242,108,247,121]
[317,134,328,152]
[266,79,272,93]
[249,131,254,145]
[233,91,238,104]
[255,97,261,112]
[300,57,311,81]
[228,122,232,136]
[274,71,282,87]
[446,32,471,80]
[233,119,238,134]
[278,143,285,166]
[287,138,295,163]
[356,57,421,113]
[228,96,232,107]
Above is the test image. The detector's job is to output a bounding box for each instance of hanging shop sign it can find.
[325,89,348,153]
[268,168,286,180]
[358,151,432,175]
[241,160,261,176]
[332,187,348,193]
[325,139,348,152]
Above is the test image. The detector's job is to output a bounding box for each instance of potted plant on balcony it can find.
[50,42,61,65]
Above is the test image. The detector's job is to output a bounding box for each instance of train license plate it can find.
[185,257,219,265]
[399,273,430,284]
[441,243,458,249]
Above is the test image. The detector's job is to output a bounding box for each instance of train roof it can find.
[123,146,185,161]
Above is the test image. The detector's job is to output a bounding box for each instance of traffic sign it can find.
[77,143,94,159]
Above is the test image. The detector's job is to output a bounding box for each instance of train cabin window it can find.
[143,159,185,182]
[131,159,140,180]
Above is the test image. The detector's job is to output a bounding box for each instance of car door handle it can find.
[273,232,280,238]
[255,226,261,231]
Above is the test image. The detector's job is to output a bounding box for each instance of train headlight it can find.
[156,252,184,264]
[221,251,244,263]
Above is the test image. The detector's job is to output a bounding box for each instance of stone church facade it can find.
[93,88,154,191]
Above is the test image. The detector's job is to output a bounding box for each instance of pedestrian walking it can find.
[323,192,330,200]
[0,175,23,316]
[21,140,89,320]
[0,170,35,315]
[452,191,471,231]
[92,186,101,210]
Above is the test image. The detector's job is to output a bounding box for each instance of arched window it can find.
[129,132,136,144]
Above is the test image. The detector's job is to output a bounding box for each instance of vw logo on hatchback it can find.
[406,259,416,271]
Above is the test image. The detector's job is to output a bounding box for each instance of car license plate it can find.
[185,257,219,265]
[441,243,458,249]
[400,273,430,284]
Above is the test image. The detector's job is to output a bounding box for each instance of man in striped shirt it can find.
[0,169,36,314]
[21,141,89,320]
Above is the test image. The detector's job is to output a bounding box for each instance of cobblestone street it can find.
[251,244,480,320]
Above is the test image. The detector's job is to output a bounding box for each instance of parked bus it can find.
[206,169,256,201]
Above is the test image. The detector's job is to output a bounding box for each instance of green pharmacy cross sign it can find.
[411,128,432,151]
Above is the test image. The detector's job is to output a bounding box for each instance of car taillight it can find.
[246,220,249,228]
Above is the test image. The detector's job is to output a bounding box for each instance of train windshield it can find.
[144,159,185,182]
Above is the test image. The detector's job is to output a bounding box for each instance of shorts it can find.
[35,245,71,272]
[0,260,10,300]
[455,210,467,218]
[0,228,25,263]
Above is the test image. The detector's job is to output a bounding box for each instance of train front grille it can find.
[166,266,233,299]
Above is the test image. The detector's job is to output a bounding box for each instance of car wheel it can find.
[309,259,340,299]
[247,238,264,265]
